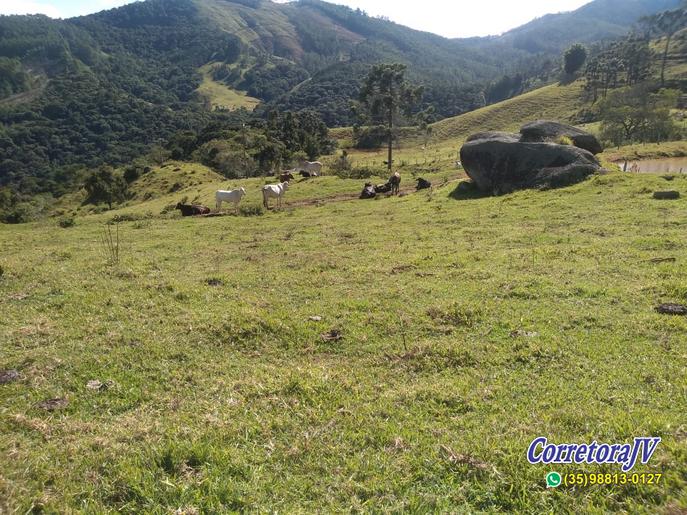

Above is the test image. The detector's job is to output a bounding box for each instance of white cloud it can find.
[0,1,63,18]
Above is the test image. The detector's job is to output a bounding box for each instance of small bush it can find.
[240,205,264,217]
[353,125,388,149]
[330,151,352,175]
[3,202,42,224]
[427,304,484,329]
[123,167,141,183]
[556,136,574,146]
[331,163,380,180]
[58,217,75,228]
[110,212,151,223]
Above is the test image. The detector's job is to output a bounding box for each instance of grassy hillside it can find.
[330,80,584,139]
[50,161,460,221]
[196,64,260,111]
[430,81,586,143]
[2,170,687,512]
[330,80,588,173]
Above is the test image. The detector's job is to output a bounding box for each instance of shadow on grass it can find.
[448,181,492,201]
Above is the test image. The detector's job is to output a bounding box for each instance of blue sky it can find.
[0,0,591,38]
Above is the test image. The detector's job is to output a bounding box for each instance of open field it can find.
[196,64,260,112]
[2,169,687,512]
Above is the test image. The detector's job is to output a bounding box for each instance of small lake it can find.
[621,157,687,174]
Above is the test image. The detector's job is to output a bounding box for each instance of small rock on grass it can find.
[37,398,68,411]
[510,330,539,338]
[653,191,680,200]
[321,329,343,342]
[86,379,114,391]
[655,303,687,316]
[0,369,20,384]
[308,316,323,322]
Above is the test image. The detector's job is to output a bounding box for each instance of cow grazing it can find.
[280,171,295,183]
[215,187,246,214]
[176,203,211,217]
[416,178,432,190]
[389,172,401,195]
[262,181,289,209]
[297,161,323,176]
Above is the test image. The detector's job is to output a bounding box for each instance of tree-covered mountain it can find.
[0,0,682,196]
[488,0,683,53]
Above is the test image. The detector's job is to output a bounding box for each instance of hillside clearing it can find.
[1,171,686,512]
[196,64,260,112]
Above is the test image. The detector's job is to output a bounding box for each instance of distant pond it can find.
[619,157,687,174]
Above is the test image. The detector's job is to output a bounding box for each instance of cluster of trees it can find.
[584,38,653,102]
[164,108,335,179]
[599,86,681,146]
[583,4,687,103]
[239,60,309,102]
[0,57,30,98]
[564,44,588,76]
[578,4,686,147]
[641,6,687,86]
[485,74,527,104]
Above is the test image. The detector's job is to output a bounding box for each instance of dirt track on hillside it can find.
[201,174,465,218]
[280,174,464,209]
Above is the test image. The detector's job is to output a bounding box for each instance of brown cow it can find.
[176,203,211,217]
[279,171,295,183]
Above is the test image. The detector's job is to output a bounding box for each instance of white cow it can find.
[262,182,289,210]
[215,187,246,214]
[297,161,323,176]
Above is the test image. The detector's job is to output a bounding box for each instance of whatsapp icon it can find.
[546,472,562,488]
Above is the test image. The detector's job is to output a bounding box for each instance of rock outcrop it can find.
[520,120,603,155]
[460,121,604,194]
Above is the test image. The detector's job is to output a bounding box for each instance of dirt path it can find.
[202,174,465,218]
[283,174,465,209]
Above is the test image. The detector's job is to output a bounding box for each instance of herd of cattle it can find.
[175,160,433,217]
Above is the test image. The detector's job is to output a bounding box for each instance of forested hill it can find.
[482,0,683,53]
[0,0,681,196]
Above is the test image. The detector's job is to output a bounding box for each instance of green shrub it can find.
[3,202,38,224]
[556,136,574,146]
[123,166,141,183]
[240,205,264,217]
[58,217,75,228]
[110,212,150,223]
[353,125,388,150]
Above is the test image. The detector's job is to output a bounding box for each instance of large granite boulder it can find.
[460,123,603,194]
[520,120,603,155]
